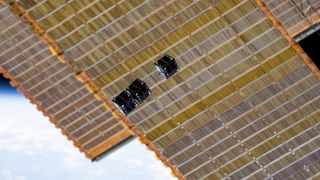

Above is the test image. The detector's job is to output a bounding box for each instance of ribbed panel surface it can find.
[0,3,132,160]
[1,0,320,179]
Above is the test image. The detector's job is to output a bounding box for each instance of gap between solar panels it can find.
[295,24,320,71]
[255,0,320,80]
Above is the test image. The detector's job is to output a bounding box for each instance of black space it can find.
[0,74,10,87]
[299,29,320,69]
[0,74,19,95]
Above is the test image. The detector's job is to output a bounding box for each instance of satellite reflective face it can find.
[155,55,180,79]
[113,79,151,115]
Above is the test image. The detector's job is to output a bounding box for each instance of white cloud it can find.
[0,95,176,180]
[1,169,26,180]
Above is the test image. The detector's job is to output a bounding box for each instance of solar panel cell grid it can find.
[0,3,132,159]
[1,0,320,178]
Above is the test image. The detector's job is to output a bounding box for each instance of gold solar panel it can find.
[1,0,320,179]
[0,2,133,160]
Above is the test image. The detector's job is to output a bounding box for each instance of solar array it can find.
[0,3,133,160]
[1,0,320,179]
[266,0,320,37]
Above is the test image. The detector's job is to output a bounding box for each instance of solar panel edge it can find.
[0,1,135,162]
[1,0,320,179]
[76,70,185,179]
[0,64,95,159]
[256,0,320,80]
[1,2,185,178]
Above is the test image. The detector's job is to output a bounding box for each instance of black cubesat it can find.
[112,89,139,115]
[113,79,151,115]
[128,79,152,103]
[154,55,180,79]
